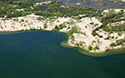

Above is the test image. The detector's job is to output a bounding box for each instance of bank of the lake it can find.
[0,0,125,53]
[61,40,125,57]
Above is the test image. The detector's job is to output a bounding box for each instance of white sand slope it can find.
[0,8,125,53]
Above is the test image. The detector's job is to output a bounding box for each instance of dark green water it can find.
[0,31,125,78]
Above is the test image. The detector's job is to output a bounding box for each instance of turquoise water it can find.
[0,31,125,78]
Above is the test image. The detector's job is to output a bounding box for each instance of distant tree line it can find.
[34,1,100,18]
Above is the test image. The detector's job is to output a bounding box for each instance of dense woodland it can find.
[0,0,101,18]
[0,0,45,18]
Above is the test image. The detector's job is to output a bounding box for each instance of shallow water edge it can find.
[61,40,125,57]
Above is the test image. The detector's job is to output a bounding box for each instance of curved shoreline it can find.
[0,0,125,54]
[0,30,125,57]
[61,41,125,57]
[0,12,125,53]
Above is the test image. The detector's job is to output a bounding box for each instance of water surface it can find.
[0,31,125,78]
[54,0,125,9]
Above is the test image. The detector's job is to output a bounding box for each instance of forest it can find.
[0,0,101,18]
[0,0,38,18]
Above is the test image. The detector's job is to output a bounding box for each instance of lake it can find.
[54,0,125,9]
[0,31,125,78]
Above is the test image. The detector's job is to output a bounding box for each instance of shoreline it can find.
[0,5,125,53]
[1,28,124,54]
[61,41,125,57]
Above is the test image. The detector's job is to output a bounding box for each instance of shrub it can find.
[91,40,96,45]
[44,23,47,28]
[118,32,122,36]
[92,31,97,36]
[7,11,22,18]
[98,35,103,38]
[76,43,79,46]
[93,45,99,50]
[59,24,64,29]
[21,19,24,22]
[68,27,70,29]
[37,17,44,20]
[110,43,116,47]
[94,23,99,26]
[111,36,114,39]
[104,36,110,40]
[13,18,18,22]
[53,25,59,31]
[90,22,94,25]
[88,45,93,50]
[71,35,74,41]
